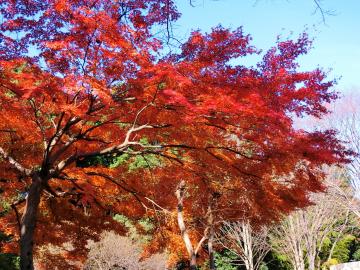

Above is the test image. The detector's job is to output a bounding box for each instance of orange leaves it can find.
[79,183,95,206]
[53,0,68,13]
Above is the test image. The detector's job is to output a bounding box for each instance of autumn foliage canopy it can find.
[0,0,351,268]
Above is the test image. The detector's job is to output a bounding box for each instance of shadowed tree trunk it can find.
[20,174,43,270]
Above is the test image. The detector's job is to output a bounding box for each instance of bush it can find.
[214,250,237,270]
[0,253,20,270]
[352,248,360,261]
[322,258,339,270]
[332,234,356,263]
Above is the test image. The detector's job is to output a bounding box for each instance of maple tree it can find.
[0,1,351,269]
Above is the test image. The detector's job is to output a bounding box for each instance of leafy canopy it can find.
[0,0,351,265]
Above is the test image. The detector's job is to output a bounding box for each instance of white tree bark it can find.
[220,220,269,270]
[270,179,351,270]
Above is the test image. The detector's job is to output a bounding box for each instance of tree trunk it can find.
[307,253,316,270]
[294,256,305,270]
[208,232,215,270]
[244,260,254,270]
[208,207,216,270]
[243,222,254,270]
[292,241,305,270]
[176,181,197,270]
[20,175,43,270]
[190,253,197,270]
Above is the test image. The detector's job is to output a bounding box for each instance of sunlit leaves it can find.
[0,0,353,268]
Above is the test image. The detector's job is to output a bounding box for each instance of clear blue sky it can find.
[174,0,360,95]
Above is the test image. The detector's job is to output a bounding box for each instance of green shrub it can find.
[214,250,237,270]
[332,234,356,263]
[352,248,360,261]
[0,253,20,270]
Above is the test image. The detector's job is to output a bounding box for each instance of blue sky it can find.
[173,0,360,96]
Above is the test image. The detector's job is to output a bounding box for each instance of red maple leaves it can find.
[0,1,352,268]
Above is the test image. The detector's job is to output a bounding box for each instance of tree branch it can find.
[0,147,32,176]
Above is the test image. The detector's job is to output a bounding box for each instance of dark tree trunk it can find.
[20,175,43,270]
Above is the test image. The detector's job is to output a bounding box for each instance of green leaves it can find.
[213,250,238,270]
[0,253,19,270]
[113,214,154,244]
[128,154,162,171]
[108,153,130,169]
[332,234,356,263]
[4,91,16,98]
[78,137,163,171]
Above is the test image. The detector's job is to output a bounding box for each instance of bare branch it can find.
[219,220,270,270]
